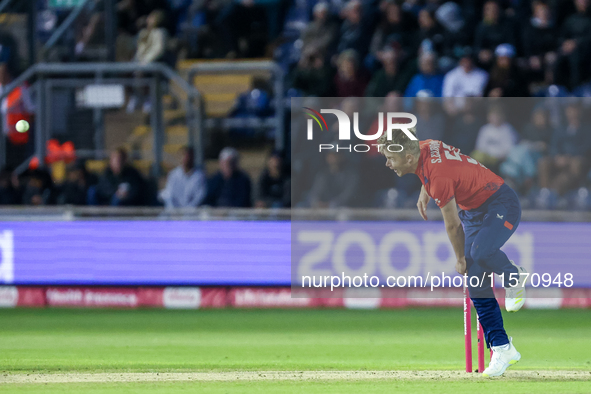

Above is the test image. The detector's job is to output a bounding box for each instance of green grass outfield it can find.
[0,308,590,393]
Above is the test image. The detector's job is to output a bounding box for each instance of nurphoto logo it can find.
[303,108,418,153]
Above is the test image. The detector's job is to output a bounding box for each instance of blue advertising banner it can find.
[0,221,291,285]
[0,220,589,287]
[292,222,590,290]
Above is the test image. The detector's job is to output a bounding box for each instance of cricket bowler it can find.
[378,128,527,377]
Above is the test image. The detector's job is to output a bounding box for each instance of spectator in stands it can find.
[555,0,591,89]
[94,148,145,206]
[0,168,18,205]
[435,1,469,59]
[135,9,168,62]
[484,44,529,97]
[471,105,518,171]
[309,149,359,208]
[404,51,444,97]
[368,0,417,66]
[21,168,55,206]
[442,47,489,114]
[127,9,168,113]
[538,101,591,195]
[116,0,170,61]
[179,0,212,58]
[301,2,339,55]
[473,0,516,69]
[166,0,192,36]
[0,31,19,77]
[228,77,273,137]
[74,10,104,58]
[1,63,35,168]
[365,48,406,97]
[222,0,269,58]
[521,105,554,149]
[500,106,553,194]
[56,161,92,205]
[413,92,445,140]
[334,49,369,97]
[522,1,558,81]
[118,0,170,35]
[160,146,207,208]
[291,48,334,97]
[337,0,372,57]
[446,98,483,155]
[255,151,289,208]
[411,6,446,56]
[205,147,252,207]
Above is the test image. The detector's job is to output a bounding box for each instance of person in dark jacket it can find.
[411,6,446,56]
[20,168,55,205]
[521,1,558,80]
[365,47,407,97]
[57,161,94,205]
[95,148,145,206]
[484,44,530,97]
[301,2,339,55]
[255,151,290,208]
[368,1,417,61]
[309,149,360,208]
[538,101,591,195]
[435,1,470,59]
[334,49,370,97]
[473,0,516,69]
[446,99,483,155]
[291,49,335,97]
[0,167,18,205]
[555,0,591,88]
[337,0,372,58]
[205,147,252,207]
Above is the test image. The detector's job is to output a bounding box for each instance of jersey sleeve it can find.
[429,177,455,208]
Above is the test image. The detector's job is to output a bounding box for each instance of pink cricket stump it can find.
[465,275,496,372]
[490,275,495,360]
[475,274,495,372]
[477,316,485,372]
[463,286,472,372]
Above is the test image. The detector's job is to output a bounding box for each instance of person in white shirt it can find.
[472,105,518,170]
[442,47,489,114]
[159,146,207,208]
[127,10,168,113]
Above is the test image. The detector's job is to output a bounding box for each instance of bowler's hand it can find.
[417,189,430,220]
[455,257,467,275]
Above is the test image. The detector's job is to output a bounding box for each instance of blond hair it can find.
[377,127,420,156]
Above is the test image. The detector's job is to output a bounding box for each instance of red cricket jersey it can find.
[415,140,504,211]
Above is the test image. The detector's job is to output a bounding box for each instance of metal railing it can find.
[185,60,286,151]
[0,62,205,176]
[0,206,589,222]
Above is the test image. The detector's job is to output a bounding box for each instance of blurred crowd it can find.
[3,0,591,209]
[32,0,591,97]
[286,0,591,97]
[291,96,591,210]
[0,146,290,208]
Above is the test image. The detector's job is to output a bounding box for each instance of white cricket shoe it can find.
[505,262,527,312]
[482,338,521,377]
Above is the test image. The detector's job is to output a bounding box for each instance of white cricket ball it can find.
[16,120,30,133]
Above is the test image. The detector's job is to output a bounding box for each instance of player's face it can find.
[384,151,412,177]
